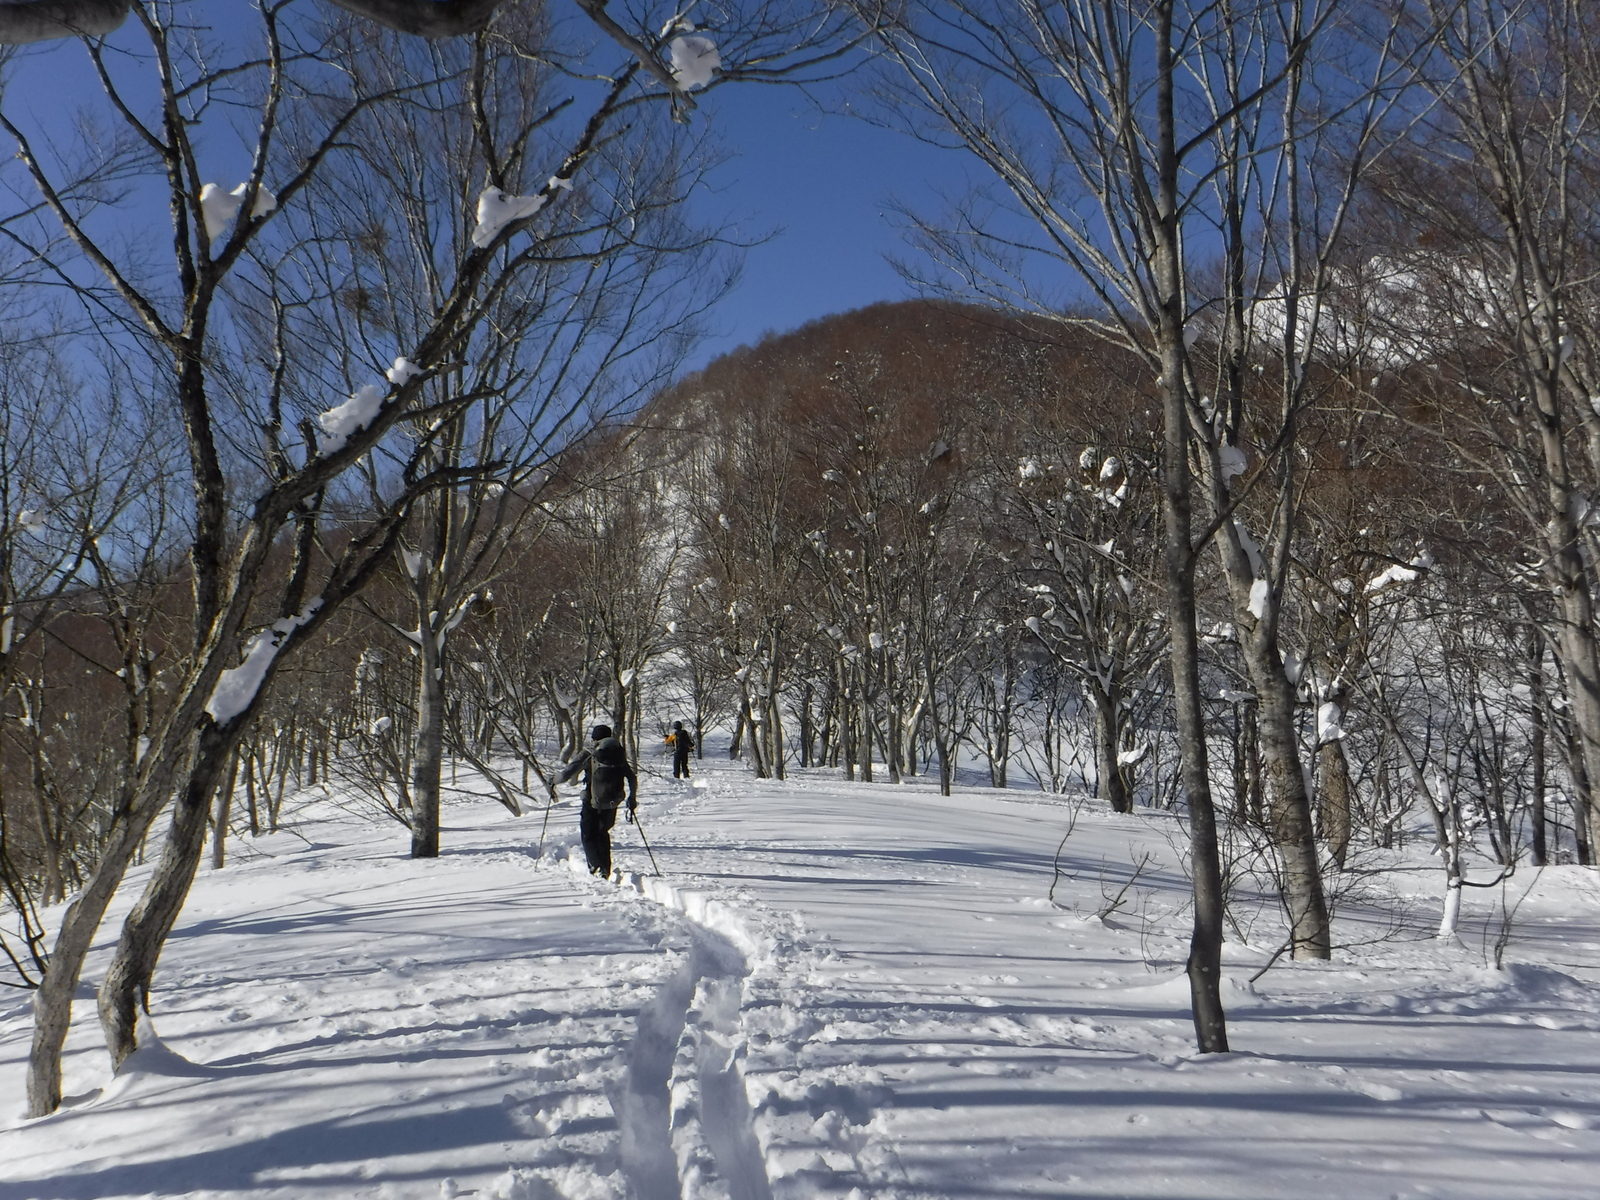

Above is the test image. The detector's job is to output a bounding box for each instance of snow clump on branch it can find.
[1248,579,1271,620]
[1219,443,1248,482]
[1317,701,1347,745]
[669,35,720,90]
[387,357,423,385]
[317,384,386,455]
[1365,549,1434,594]
[199,182,276,241]
[472,188,546,248]
[206,601,322,726]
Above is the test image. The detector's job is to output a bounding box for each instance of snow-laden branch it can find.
[1365,549,1434,595]
[198,182,276,242]
[436,593,476,651]
[668,35,720,89]
[205,600,323,726]
[317,385,386,455]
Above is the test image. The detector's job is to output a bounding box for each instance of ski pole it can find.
[537,789,555,857]
[631,807,662,876]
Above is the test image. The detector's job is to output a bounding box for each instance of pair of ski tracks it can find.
[602,867,773,1200]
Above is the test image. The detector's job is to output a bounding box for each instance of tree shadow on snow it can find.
[0,1102,526,1200]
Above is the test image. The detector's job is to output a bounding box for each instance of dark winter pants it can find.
[673,748,692,779]
[580,803,618,876]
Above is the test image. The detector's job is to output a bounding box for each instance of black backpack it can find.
[589,737,629,810]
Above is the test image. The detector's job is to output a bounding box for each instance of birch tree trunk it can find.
[411,628,446,859]
[1528,632,1548,866]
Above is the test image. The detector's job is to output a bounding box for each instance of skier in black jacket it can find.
[669,720,694,779]
[555,724,637,877]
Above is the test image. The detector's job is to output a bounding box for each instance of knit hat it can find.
[591,724,612,740]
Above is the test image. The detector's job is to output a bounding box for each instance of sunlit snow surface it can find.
[5,750,1600,1199]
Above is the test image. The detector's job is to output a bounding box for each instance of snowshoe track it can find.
[567,856,775,1200]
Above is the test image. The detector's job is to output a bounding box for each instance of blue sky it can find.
[0,14,977,376]
[683,79,977,369]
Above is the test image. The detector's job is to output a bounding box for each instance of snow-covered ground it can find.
[5,748,1600,1199]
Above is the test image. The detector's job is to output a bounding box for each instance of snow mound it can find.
[95,1016,210,1107]
[483,1165,624,1199]
[1496,961,1600,1005]
[1123,971,1267,1010]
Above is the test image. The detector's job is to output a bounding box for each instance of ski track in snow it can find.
[7,749,1600,1198]
[557,827,791,1200]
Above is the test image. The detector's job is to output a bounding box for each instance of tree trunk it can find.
[740,692,768,778]
[1090,683,1131,813]
[1429,781,1463,941]
[839,666,855,781]
[799,683,814,768]
[412,631,445,858]
[989,667,1014,789]
[615,676,631,755]
[1232,700,1262,823]
[25,800,164,1116]
[864,672,876,784]
[1567,721,1593,865]
[1236,591,1330,962]
[98,724,234,1070]
[1147,7,1227,1049]
[211,751,239,871]
[765,632,786,780]
[244,750,260,836]
[1318,737,1353,870]
[889,693,904,782]
[1549,537,1600,861]
[26,743,66,905]
[1529,633,1548,866]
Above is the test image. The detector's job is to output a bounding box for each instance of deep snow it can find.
[4,749,1600,1199]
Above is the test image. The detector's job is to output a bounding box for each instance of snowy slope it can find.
[5,751,1600,1199]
